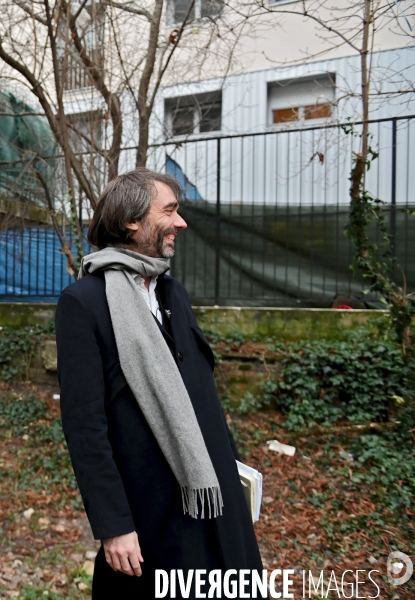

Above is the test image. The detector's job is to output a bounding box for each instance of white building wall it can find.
[147,47,415,207]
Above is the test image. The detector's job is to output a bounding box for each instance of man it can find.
[55,168,263,599]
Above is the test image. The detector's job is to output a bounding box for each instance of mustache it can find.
[163,228,178,236]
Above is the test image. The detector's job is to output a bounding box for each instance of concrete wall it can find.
[195,307,389,341]
[0,303,389,339]
[0,303,391,402]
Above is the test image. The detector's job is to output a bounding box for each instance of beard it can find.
[131,220,177,258]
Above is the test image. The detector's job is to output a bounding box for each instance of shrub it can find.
[223,334,409,430]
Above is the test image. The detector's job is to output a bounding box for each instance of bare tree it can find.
[243,0,415,349]
[0,0,252,272]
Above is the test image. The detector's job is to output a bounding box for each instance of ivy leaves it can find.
[0,323,55,381]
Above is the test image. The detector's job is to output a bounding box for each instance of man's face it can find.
[126,181,187,258]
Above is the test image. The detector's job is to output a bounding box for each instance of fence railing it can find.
[1,115,414,305]
[146,115,415,306]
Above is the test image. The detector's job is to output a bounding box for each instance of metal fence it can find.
[0,227,90,302]
[1,115,414,306]
[150,115,415,306]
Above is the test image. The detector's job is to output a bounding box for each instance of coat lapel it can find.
[158,274,215,371]
[155,274,175,347]
[153,313,174,346]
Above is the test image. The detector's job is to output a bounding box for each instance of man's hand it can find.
[102,531,144,577]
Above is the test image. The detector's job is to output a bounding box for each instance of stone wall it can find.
[0,303,390,398]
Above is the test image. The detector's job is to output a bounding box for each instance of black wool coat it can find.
[55,271,263,598]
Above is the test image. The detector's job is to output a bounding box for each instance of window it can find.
[61,49,104,91]
[59,4,105,91]
[268,74,335,126]
[165,91,222,137]
[272,107,299,123]
[168,0,224,25]
[303,103,332,120]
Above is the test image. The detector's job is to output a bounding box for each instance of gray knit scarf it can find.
[79,246,223,519]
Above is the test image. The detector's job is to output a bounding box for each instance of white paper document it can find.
[236,460,263,523]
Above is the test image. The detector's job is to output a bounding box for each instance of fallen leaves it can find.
[230,411,415,599]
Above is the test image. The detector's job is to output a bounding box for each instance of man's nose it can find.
[174,213,187,229]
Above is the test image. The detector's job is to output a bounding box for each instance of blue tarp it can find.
[166,158,204,201]
[0,228,89,302]
[0,159,203,302]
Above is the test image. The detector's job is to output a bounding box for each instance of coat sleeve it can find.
[55,288,136,540]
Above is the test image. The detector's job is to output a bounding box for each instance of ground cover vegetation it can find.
[0,325,55,382]
[0,324,414,598]
[210,327,410,423]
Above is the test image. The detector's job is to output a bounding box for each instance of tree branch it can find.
[65,0,122,179]
[148,0,196,117]
[13,0,47,26]
[111,1,152,22]
[135,0,164,166]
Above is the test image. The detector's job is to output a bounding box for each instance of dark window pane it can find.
[172,106,194,136]
[201,0,224,18]
[166,91,222,137]
[174,0,195,23]
[200,102,221,132]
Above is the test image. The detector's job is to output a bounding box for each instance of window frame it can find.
[272,102,333,126]
[267,74,336,129]
[164,91,223,139]
[166,0,224,26]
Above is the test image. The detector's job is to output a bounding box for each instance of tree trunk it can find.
[136,110,150,168]
[136,0,164,167]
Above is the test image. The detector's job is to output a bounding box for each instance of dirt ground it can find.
[0,382,413,599]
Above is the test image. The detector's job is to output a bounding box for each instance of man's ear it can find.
[125,221,140,232]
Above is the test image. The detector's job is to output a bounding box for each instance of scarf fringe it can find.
[181,486,224,519]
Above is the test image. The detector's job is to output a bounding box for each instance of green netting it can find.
[0,91,56,206]
[171,202,415,307]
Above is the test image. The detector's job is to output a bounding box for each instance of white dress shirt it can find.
[133,274,163,324]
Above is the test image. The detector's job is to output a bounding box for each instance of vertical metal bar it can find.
[79,193,83,228]
[228,138,233,300]
[262,132,266,299]
[390,117,397,257]
[184,142,189,290]
[52,226,56,297]
[5,229,9,295]
[18,229,23,298]
[214,137,221,305]
[239,136,244,298]
[35,226,39,296]
[347,127,355,295]
[273,132,278,300]
[28,227,32,297]
[297,129,303,297]
[250,135,254,298]
[193,141,198,296]
[404,118,410,277]
[284,132,290,298]
[44,227,47,297]
[204,139,209,301]
[322,127,328,301]
[335,126,340,298]
[310,129,315,300]
[203,139,208,301]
